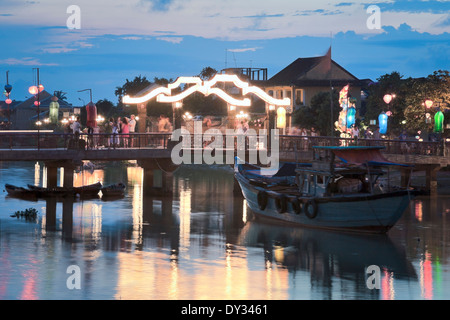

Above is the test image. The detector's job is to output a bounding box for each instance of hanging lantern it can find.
[434,111,444,133]
[4,84,12,94]
[29,86,38,95]
[34,100,40,106]
[276,107,286,129]
[49,96,59,123]
[425,100,433,109]
[38,84,44,92]
[5,98,12,104]
[86,101,97,128]
[378,112,388,134]
[383,94,393,105]
[346,106,356,128]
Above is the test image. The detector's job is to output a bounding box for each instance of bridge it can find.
[1,131,449,194]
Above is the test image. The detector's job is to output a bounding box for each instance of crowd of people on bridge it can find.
[67,115,137,149]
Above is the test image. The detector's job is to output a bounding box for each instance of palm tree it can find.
[54,90,67,101]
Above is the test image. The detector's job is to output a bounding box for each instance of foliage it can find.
[198,67,217,81]
[10,208,38,222]
[53,90,67,101]
[293,91,340,136]
[114,75,152,107]
[364,70,450,136]
[362,72,410,136]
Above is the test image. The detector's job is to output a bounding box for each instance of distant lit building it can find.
[10,91,74,129]
[263,54,370,113]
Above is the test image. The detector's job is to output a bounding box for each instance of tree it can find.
[293,91,340,136]
[363,70,450,137]
[96,99,115,119]
[54,90,67,101]
[404,70,450,134]
[198,67,217,81]
[363,72,410,136]
[115,75,151,107]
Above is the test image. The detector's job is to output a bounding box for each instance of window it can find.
[285,90,292,99]
[295,89,304,105]
[317,175,324,185]
[277,90,283,98]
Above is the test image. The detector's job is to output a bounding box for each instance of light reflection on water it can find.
[0,161,449,300]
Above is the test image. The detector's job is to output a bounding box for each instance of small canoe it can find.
[101,183,126,197]
[27,182,102,198]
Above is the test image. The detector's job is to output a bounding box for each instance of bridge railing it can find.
[0,132,447,157]
[0,132,173,150]
[278,135,447,156]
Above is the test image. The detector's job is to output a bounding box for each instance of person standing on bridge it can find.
[129,114,136,147]
[121,117,130,148]
[72,117,82,134]
[158,115,171,147]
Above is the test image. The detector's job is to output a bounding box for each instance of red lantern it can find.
[34,100,40,106]
[28,86,38,95]
[425,100,433,109]
[38,84,44,93]
[86,102,97,128]
[5,98,12,104]
[383,94,393,104]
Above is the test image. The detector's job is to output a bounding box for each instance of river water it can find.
[0,161,449,300]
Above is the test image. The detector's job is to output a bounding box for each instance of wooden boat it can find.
[26,182,102,198]
[234,146,422,234]
[5,184,38,199]
[101,183,126,197]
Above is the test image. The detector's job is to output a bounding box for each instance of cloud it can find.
[433,14,450,28]
[0,0,449,43]
[122,36,143,40]
[0,57,58,66]
[157,36,183,43]
[228,47,262,53]
[41,47,78,54]
[234,13,285,19]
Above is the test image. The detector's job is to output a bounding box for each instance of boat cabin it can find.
[295,146,406,197]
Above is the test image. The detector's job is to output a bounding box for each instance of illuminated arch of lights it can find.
[122,74,290,107]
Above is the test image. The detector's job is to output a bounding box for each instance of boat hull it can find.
[235,172,415,234]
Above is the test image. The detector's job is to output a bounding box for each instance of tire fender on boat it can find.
[257,190,268,210]
[304,199,318,219]
[274,194,287,214]
[291,198,302,215]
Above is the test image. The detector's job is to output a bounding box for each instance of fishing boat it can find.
[101,183,126,198]
[234,146,421,234]
[26,182,102,198]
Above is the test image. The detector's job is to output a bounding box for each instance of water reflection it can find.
[237,213,417,300]
[1,162,450,299]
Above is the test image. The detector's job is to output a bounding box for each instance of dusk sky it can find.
[1,0,449,106]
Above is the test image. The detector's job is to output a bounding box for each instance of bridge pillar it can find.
[43,160,77,188]
[63,164,75,189]
[426,165,441,196]
[45,198,57,231]
[62,199,74,240]
[400,168,412,188]
[46,166,58,188]
[138,158,175,196]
